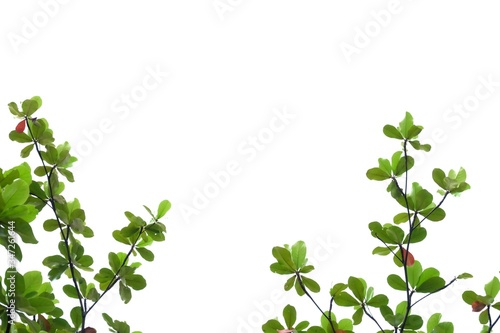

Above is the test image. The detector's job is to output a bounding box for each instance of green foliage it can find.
[0,97,170,332]
[262,112,497,333]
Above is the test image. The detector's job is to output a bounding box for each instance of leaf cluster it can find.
[0,97,170,333]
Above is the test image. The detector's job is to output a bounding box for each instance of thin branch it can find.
[85,227,145,315]
[27,119,86,328]
[295,273,335,333]
[362,304,386,333]
[411,277,457,307]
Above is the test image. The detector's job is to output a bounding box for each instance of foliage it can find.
[263,112,499,332]
[0,96,170,332]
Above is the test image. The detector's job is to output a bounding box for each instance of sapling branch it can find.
[413,191,449,230]
[295,273,335,333]
[26,119,87,328]
[411,277,457,308]
[85,226,145,315]
[361,303,385,332]
[489,312,500,332]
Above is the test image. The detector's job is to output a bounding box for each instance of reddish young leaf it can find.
[15,119,26,133]
[471,300,486,312]
[401,248,415,266]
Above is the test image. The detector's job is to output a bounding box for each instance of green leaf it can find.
[352,307,364,325]
[271,262,295,275]
[43,219,59,232]
[366,294,389,307]
[9,102,22,116]
[420,207,446,222]
[372,246,395,256]
[306,326,326,333]
[484,277,500,298]
[418,267,440,285]
[109,252,122,273]
[378,158,392,176]
[23,271,42,296]
[404,227,427,244]
[284,275,296,291]
[330,283,347,297]
[58,168,74,182]
[348,276,365,302]
[136,247,155,262]
[12,220,38,244]
[124,274,146,290]
[2,179,29,208]
[394,155,414,177]
[479,309,488,324]
[393,212,409,224]
[405,314,423,330]
[399,112,414,138]
[291,241,307,269]
[46,266,67,280]
[283,304,297,329]
[300,265,314,273]
[334,292,360,306]
[43,255,67,268]
[427,313,442,332]
[407,125,423,139]
[262,319,284,333]
[338,318,353,331]
[272,246,297,271]
[386,226,404,244]
[113,230,130,245]
[383,124,403,139]
[387,274,406,291]
[27,297,55,314]
[432,168,447,190]
[143,205,155,219]
[366,167,391,181]
[416,276,445,293]
[409,140,431,152]
[433,322,454,333]
[63,285,80,299]
[9,131,32,143]
[77,255,93,268]
[20,144,35,158]
[295,278,305,296]
[119,281,132,304]
[21,98,39,116]
[301,275,320,293]
[295,320,309,331]
[457,273,473,279]
[157,199,171,219]
[407,261,422,289]
[70,306,82,328]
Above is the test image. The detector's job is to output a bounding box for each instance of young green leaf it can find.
[348,276,365,302]
[283,304,297,329]
[291,241,307,269]
[484,276,500,298]
[157,199,171,219]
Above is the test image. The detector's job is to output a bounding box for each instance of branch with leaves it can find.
[261,112,493,333]
[0,96,170,333]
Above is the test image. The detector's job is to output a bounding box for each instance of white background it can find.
[1,1,500,332]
